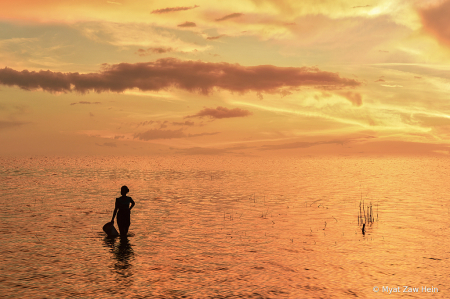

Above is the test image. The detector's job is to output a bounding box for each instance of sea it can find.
[0,156,448,298]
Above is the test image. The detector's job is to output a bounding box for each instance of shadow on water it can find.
[103,236,135,284]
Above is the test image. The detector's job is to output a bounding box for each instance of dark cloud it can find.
[374,78,385,82]
[172,120,195,126]
[152,5,199,14]
[0,120,28,130]
[70,101,101,105]
[176,147,229,155]
[96,142,117,147]
[279,89,291,97]
[226,144,255,151]
[186,106,252,119]
[134,129,185,140]
[260,141,321,150]
[177,21,196,27]
[337,91,363,106]
[256,92,263,100]
[136,47,173,56]
[0,104,28,115]
[414,76,422,79]
[260,136,375,151]
[137,120,155,127]
[187,132,219,137]
[0,58,361,94]
[216,13,243,21]
[207,34,226,40]
[136,120,171,128]
[133,128,218,140]
[114,135,125,139]
[314,91,332,101]
[171,143,254,155]
[419,0,450,48]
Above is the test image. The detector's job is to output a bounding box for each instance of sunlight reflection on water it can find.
[0,156,448,298]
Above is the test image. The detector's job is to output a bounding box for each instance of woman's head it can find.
[121,185,129,196]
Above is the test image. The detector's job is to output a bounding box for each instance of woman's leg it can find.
[117,210,130,236]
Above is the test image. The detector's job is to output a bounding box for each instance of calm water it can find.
[0,156,448,298]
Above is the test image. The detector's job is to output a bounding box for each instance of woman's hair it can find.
[121,185,129,195]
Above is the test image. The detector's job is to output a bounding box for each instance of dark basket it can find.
[103,222,119,237]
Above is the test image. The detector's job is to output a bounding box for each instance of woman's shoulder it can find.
[116,196,132,203]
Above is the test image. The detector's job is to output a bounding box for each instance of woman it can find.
[111,186,135,237]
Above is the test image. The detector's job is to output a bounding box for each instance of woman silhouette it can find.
[111,186,135,237]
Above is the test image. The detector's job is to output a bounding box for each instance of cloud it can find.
[137,120,155,127]
[353,5,371,8]
[136,47,173,56]
[215,13,243,22]
[337,91,363,106]
[375,64,450,80]
[206,34,226,40]
[260,136,375,151]
[414,114,450,127]
[314,91,332,101]
[177,22,196,27]
[151,5,199,14]
[0,120,28,130]
[133,128,218,140]
[187,132,220,137]
[134,129,185,140]
[176,147,229,155]
[374,78,385,82]
[381,84,403,88]
[186,106,252,119]
[0,58,361,94]
[173,143,253,155]
[70,101,101,105]
[419,0,450,48]
[172,120,195,126]
[96,142,117,147]
[256,92,263,100]
[76,22,205,51]
[260,141,322,150]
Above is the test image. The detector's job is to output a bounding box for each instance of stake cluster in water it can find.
[358,199,377,225]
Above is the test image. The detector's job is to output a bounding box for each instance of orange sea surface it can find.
[0,156,448,298]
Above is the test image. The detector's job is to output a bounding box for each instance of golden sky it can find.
[2,0,450,156]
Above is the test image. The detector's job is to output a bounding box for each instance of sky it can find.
[1,0,450,156]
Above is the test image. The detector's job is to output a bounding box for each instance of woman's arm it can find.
[130,198,135,211]
[111,199,118,222]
